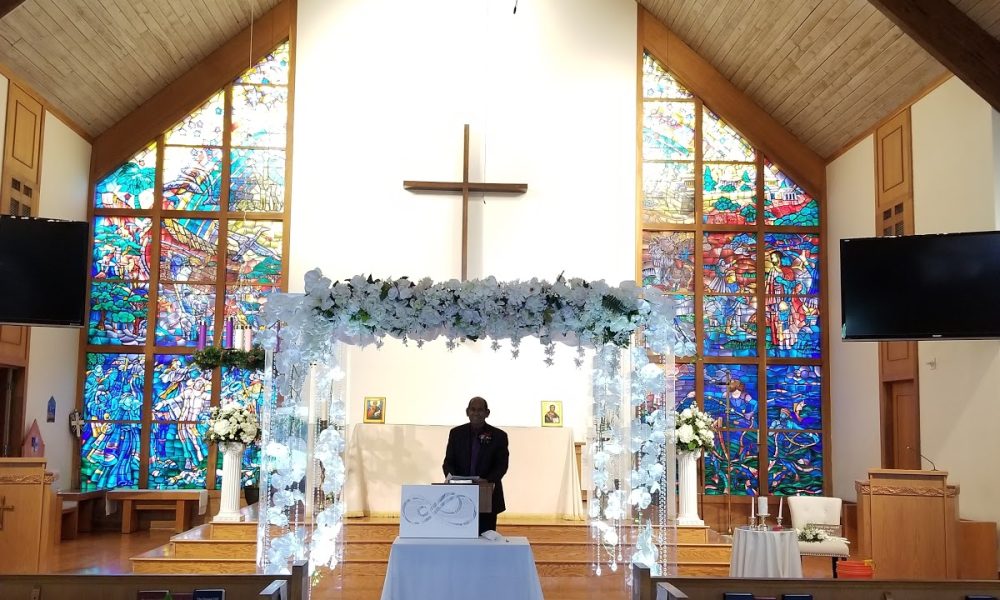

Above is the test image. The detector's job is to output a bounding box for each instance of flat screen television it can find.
[0,215,89,327]
[840,231,1000,340]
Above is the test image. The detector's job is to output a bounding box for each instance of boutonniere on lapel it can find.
[478,432,493,446]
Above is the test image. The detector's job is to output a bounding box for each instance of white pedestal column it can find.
[677,450,704,526]
[214,441,244,522]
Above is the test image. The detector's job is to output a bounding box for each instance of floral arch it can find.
[257,269,678,581]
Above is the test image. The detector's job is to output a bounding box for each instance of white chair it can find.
[787,495,851,577]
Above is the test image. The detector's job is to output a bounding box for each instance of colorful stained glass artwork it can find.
[151,354,212,422]
[83,353,145,421]
[225,284,277,330]
[148,421,209,489]
[673,363,695,412]
[159,219,219,282]
[94,143,156,209]
[642,52,692,99]
[232,85,288,148]
[80,421,141,491]
[230,148,286,212]
[705,430,758,495]
[643,161,695,224]
[703,109,754,162]
[671,295,696,357]
[703,232,757,294]
[767,365,822,430]
[91,216,152,281]
[155,284,216,347]
[768,432,823,496]
[703,163,757,225]
[704,364,758,429]
[703,295,757,357]
[88,282,149,345]
[216,443,262,488]
[643,101,696,161]
[162,147,223,211]
[765,296,821,358]
[227,220,283,283]
[237,42,290,85]
[164,91,224,147]
[764,233,820,295]
[642,231,694,292]
[221,366,265,412]
[764,159,819,226]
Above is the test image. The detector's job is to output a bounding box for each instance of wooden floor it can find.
[47,526,843,600]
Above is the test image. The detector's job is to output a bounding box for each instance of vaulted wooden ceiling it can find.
[0,1,995,159]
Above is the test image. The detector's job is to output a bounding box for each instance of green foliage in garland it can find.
[192,346,265,371]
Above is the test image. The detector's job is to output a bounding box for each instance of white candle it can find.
[757,495,768,516]
[750,496,755,519]
[778,497,784,520]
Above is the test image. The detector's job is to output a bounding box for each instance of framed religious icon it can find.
[364,396,386,424]
[541,401,562,427]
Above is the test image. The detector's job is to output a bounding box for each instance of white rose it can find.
[213,421,230,436]
[677,424,695,444]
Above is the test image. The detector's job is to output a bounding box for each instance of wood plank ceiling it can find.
[0,1,994,158]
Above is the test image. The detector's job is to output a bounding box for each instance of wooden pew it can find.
[0,560,307,600]
[632,563,1000,600]
[57,488,107,534]
[107,489,207,533]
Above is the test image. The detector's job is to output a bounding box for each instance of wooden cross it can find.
[0,496,12,531]
[404,124,528,280]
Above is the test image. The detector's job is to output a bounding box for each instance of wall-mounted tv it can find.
[0,215,89,327]
[840,231,1000,340]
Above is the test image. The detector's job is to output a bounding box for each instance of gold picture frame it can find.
[363,396,386,424]
[541,401,562,427]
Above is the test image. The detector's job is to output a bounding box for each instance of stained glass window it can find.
[82,41,292,491]
[639,51,824,498]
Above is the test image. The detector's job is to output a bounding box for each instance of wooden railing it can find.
[632,563,1000,600]
[0,561,307,600]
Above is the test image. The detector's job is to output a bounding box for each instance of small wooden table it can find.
[106,489,207,533]
[56,489,107,534]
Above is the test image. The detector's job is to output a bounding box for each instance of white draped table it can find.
[729,527,803,578]
[380,536,544,600]
[346,423,584,520]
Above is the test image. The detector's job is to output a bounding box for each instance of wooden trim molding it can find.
[90,0,295,180]
[0,472,55,484]
[856,482,958,497]
[638,7,825,200]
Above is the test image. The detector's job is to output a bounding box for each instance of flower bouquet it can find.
[672,406,716,454]
[205,403,260,445]
[797,524,829,542]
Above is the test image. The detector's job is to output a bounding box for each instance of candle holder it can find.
[774,516,784,530]
[756,515,769,530]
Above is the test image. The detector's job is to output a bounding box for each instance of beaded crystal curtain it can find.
[80,42,291,491]
[640,52,824,499]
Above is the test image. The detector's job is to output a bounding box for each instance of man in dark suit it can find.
[442,396,509,534]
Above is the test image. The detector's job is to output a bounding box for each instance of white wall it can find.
[24,114,92,489]
[911,77,1000,525]
[292,0,637,437]
[825,136,881,501]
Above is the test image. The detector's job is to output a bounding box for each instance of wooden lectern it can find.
[855,469,958,579]
[0,458,59,573]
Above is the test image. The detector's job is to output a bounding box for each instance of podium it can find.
[855,469,958,579]
[0,458,59,573]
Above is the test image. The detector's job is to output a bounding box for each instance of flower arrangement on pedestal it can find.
[205,403,261,445]
[673,406,716,454]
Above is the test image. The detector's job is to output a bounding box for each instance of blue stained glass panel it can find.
[765,296,821,358]
[220,366,265,412]
[80,421,141,491]
[225,285,277,330]
[155,284,216,347]
[151,355,212,423]
[227,220,283,284]
[767,365,822,430]
[703,364,758,429]
[162,147,223,211]
[92,216,152,281]
[674,363,695,412]
[642,231,695,293]
[148,421,210,489]
[705,430,758,495]
[94,144,156,209]
[671,295,696,358]
[230,148,285,212]
[764,233,820,295]
[703,295,757,357]
[216,443,262,488]
[88,282,149,346]
[703,232,757,294]
[768,432,823,496]
[160,219,219,282]
[83,353,145,421]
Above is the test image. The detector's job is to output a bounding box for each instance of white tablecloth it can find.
[346,423,584,520]
[729,527,803,578]
[380,536,544,600]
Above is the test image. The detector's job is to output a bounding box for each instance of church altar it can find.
[345,423,584,520]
